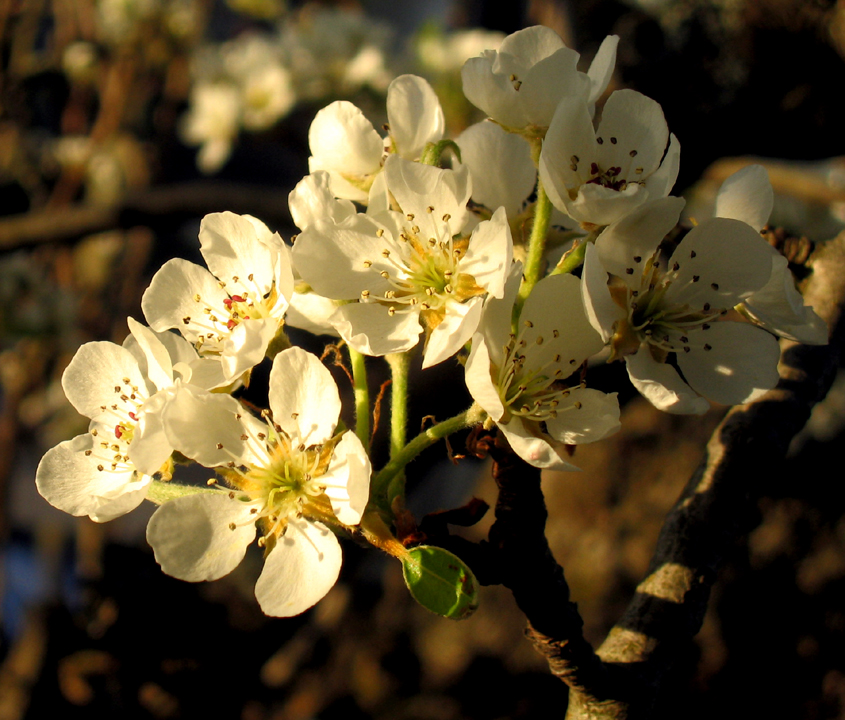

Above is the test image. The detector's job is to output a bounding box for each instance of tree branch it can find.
[563,233,845,718]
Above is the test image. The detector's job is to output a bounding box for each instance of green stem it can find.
[517,175,553,312]
[371,403,485,506]
[386,352,410,459]
[550,236,588,276]
[348,346,370,447]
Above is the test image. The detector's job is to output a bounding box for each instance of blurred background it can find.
[2,0,845,718]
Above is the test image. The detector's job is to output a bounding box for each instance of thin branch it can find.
[0,182,294,252]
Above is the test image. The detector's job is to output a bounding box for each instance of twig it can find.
[0,182,294,252]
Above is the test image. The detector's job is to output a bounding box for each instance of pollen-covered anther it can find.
[216,443,223,449]
[376,228,384,237]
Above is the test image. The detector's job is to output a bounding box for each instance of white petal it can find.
[461,52,529,129]
[161,386,246,467]
[566,181,649,227]
[383,156,471,233]
[498,416,579,471]
[460,206,513,299]
[456,121,535,218]
[269,347,340,446]
[625,349,710,415]
[520,273,605,373]
[332,302,423,357]
[126,317,173,391]
[293,215,393,299]
[498,25,566,66]
[581,242,627,342]
[61,341,148,420]
[545,388,620,444]
[255,519,342,617]
[715,164,773,232]
[521,47,585,127]
[146,493,256,582]
[475,262,523,367]
[464,333,506,421]
[539,99,598,214]
[199,212,281,296]
[130,391,174,476]
[422,297,483,369]
[220,317,280,380]
[142,259,228,336]
[285,291,341,338]
[677,322,780,406]
[321,432,371,526]
[387,75,444,159]
[595,89,668,179]
[744,255,828,345]
[289,171,356,231]
[36,433,149,520]
[587,35,619,104]
[308,100,383,177]
[666,218,773,308]
[644,133,680,200]
[594,196,685,285]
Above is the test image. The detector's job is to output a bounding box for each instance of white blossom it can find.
[142,212,294,383]
[307,74,444,202]
[179,82,242,174]
[146,347,371,617]
[35,318,229,521]
[581,197,781,413]
[293,156,513,368]
[461,25,618,132]
[466,266,620,469]
[714,165,827,345]
[539,89,680,229]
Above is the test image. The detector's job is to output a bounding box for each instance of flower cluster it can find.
[36,24,826,619]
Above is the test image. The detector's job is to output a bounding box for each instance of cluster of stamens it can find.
[85,376,145,473]
[568,143,645,195]
[213,412,339,547]
[181,272,278,353]
[624,251,726,356]
[495,319,583,423]
[359,207,482,320]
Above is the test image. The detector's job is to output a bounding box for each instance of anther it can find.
[630,150,638,157]
[228,522,237,531]
[376,228,385,237]
[610,137,618,144]
[710,283,719,291]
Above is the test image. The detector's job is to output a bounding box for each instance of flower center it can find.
[182,277,280,354]
[620,255,725,357]
[359,209,484,324]
[220,418,338,545]
[495,321,581,423]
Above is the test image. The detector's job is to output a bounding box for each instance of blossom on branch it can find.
[142,211,294,384]
[36,319,229,521]
[465,266,620,469]
[461,25,618,133]
[581,197,781,413]
[308,74,444,202]
[146,347,371,617]
[539,89,680,229]
[293,156,513,368]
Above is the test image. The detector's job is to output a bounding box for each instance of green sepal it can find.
[401,545,479,619]
[146,479,222,505]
